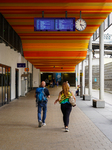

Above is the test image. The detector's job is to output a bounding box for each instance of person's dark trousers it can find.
[61,103,72,127]
[38,101,47,123]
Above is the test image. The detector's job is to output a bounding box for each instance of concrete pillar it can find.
[75,65,78,88]
[99,23,104,100]
[88,37,92,96]
[92,23,105,108]
[77,63,80,86]
[82,60,85,95]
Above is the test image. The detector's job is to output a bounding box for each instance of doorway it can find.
[15,69,19,99]
[0,64,11,106]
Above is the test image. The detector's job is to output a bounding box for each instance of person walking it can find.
[66,81,70,87]
[35,81,50,127]
[76,85,80,96]
[52,77,55,87]
[54,82,76,132]
[45,78,49,86]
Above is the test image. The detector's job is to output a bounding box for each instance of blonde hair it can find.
[62,82,70,97]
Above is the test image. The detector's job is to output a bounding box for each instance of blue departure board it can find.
[34,18,75,31]
[55,19,74,31]
[36,19,54,31]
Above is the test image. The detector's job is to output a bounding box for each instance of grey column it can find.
[99,23,104,100]
[82,60,85,95]
[77,63,80,86]
[75,65,78,88]
[88,37,92,96]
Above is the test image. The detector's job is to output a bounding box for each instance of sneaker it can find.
[65,128,69,132]
[42,123,46,126]
[38,120,42,127]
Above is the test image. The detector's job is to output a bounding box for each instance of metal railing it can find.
[0,13,23,56]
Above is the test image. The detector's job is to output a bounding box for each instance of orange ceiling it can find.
[0,0,112,72]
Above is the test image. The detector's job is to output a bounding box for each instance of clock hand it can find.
[80,24,84,26]
[80,24,84,29]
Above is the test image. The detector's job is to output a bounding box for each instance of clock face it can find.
[75,19,87,31]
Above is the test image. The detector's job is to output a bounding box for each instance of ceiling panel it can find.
[0,0,112,72]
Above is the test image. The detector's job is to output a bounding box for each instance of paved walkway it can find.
[92,89,112,105]
[76,88,112,143]
[0,86,112,150]
[85,88,112,105]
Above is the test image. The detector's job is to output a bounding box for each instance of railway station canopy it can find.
[0,0,112,72]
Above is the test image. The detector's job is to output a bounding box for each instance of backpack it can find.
[36,87,47,103]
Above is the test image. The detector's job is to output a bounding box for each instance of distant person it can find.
[50,81,53,88]
[66,81,70,87]
[45,78,49,86]
[54,82,76,132]
[35,81,50,127]
[76,85,80,96]
[52,77,55,87]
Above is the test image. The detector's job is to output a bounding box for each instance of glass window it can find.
[97,28,99,37]
[104,17,108,30]
[8,67,11,102]
[0,66,2,106]
[4,67,8,104]
[110,13,112,24]
[108,15,110,26]
[3,67,5,104]
[93,31,97,41]
[0,64,11,106]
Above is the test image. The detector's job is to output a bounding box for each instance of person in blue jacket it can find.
[35,81,50,127]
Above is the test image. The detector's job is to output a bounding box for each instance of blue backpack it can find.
[36,87,47,102]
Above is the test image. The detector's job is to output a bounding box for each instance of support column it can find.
[77,63,80,96]
[99,23,104,100]
[75,65,78,88]
[92,23,105,108]
[77,63,80,86]
[82,60,85,95]
[88,37,92,97]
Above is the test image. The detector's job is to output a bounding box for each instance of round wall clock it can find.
[75,18,87,31]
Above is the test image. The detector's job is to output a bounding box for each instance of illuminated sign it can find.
[17,63,26,68]
[34,18,75,31]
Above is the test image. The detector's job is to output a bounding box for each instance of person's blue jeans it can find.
[38,101,47,123]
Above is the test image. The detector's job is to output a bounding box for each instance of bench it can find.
[83,94,91,101]
[93,99,105,108]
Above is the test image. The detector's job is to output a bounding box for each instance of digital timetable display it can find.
[55,19,74,31]
[34,18,75,31]
[36,19,54,31]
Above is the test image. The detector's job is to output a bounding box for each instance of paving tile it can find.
[0,87,112,150]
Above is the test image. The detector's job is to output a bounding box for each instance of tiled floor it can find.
[0,86,112,150]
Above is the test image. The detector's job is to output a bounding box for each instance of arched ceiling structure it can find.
[0,0,112,72]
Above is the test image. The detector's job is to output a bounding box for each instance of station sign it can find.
[17,63,26,68]
[25,68,29,72]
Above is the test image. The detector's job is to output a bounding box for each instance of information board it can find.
[55,19,74,31]
[34,18,75,31]
[36,19,54,31]
[17,63,26,68]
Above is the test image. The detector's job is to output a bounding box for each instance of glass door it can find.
[8,67,11,102]
[3,67,5,105]
[0,64,11,107]
[0,66,2,106]
[15,69,19,99]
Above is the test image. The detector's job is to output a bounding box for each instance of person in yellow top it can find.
[76,85,80,96]
[54,82,76,132]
